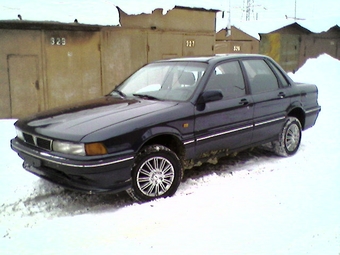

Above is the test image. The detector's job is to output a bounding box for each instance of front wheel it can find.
[127,145,182,202]
[274,117,302,157]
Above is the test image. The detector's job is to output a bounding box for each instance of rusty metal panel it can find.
[215,27,259,55]
[0,29,44,118]
[280,34,300,72]
[260,33,281,64]
[260,33,299,72]
[215,41,259,54]
[215,42,231,54]
[43,30,102,109]
[147,32,182,62]
[182,34,215,56]
[7,55,41,118]
[1,11,218,118]
[101,28,148,94]
[147,32,214,62]
[101,28,215,93]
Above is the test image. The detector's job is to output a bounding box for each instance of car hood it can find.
[15,96,179,141]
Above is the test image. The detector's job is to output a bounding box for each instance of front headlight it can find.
[16,128,25,141]
[53,141,86,156]
[52,140,108,156]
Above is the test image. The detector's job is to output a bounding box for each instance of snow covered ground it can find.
[0,54,339,254]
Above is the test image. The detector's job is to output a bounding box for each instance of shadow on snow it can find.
[1,148,278,219]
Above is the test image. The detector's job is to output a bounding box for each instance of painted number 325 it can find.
[50,37,66,46]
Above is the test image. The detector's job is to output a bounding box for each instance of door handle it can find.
[239,98,249,105]
[278,92,286,98]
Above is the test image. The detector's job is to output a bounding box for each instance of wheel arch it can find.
[287,107,306,130]
[139,129,186,162]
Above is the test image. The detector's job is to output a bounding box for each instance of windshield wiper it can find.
[111,89,126,98]
[133,94,161,101]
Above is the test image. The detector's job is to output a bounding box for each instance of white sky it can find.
[0,0,339,34]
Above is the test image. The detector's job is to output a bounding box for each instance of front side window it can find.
[116,62,207,101]
[205,61,246,99]
[243,59,279,94]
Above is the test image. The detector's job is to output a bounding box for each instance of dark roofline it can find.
[174,5,220,13]
[261,22,312,35]
[327,25,340,33]
[273,22,312,34]
[0,20,102,31]
[217,26,259,41]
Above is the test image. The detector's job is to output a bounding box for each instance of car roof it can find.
[155,54,270,65]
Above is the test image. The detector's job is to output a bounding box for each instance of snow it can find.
[1,54,340,254]
[223,17,340,40]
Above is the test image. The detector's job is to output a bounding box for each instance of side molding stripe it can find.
[197,125,253,142]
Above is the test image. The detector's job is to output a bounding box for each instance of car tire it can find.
[127,145,183,202]
[273,117,302,157]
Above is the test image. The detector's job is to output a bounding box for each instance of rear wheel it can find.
[127,145,182,202]
[274,117,302,157]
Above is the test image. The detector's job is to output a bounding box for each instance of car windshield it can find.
[115,62,207,101]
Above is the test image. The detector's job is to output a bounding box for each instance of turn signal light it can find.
[85,143,108,156]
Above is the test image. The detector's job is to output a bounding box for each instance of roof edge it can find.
[0,20,103,31]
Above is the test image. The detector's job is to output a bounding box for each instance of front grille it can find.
[23,133,34,145]
[37,137,52,150]
[21,132,52,150]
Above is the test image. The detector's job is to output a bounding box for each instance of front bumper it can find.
[11,138,134,194]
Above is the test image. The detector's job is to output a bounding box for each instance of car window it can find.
[205,61,246,99]
[267,61,290,87]
[117,62,207,101]
[243,59,279,94]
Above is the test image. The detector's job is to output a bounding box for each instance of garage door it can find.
[7,55,41,118]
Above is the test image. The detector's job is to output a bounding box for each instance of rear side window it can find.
[243,60,279,94]
[267,61,290,87]
[205,61,246,99]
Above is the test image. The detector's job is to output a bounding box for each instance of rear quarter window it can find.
[242,59,279,94]
[267,61,290,87]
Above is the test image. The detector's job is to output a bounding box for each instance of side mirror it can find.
[197,90,223,104]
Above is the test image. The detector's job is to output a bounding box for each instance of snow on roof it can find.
[225,17,340,40]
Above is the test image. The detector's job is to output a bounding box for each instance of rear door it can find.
[194,60,254,156]
[241,58,291,144]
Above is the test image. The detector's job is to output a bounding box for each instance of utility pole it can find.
[243,0,254,21]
